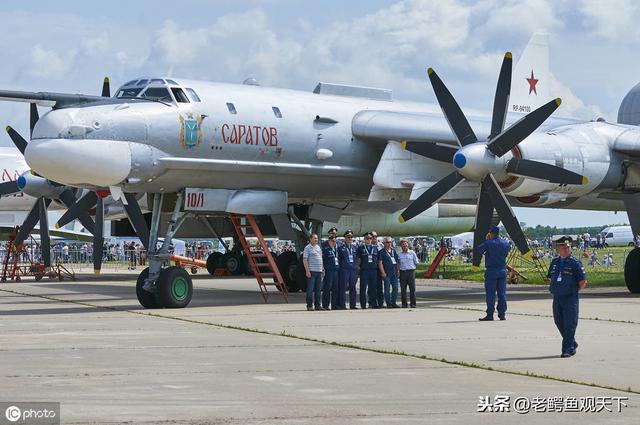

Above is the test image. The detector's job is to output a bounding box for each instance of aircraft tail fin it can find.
[510,32,550,114]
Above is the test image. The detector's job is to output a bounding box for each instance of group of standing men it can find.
[302,228,420,311]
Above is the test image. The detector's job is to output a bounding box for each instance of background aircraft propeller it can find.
[399,52,588,266]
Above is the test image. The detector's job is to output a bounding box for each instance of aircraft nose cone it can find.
[453,153,467,169]
[25,139,132,187]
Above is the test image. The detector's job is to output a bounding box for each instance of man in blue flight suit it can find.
[547,236,587,358]
[336,230,356,309]
[356,232,380,309]
[378,236,400,308]
[476,225,511,321]
[321,235,339,310]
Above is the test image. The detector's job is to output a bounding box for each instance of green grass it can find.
[417,246,630,287]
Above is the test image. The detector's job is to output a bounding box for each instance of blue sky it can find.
[0,0,636,227]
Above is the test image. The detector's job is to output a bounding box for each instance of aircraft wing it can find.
[0,89,104,108]
[0,226,93,242]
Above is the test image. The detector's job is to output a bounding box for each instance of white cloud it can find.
[27,44,70,79]
[580,0,639,40]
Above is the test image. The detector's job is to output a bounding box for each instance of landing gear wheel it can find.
[276,251,300,292]
[136,267,161,309]
[157,266,193,308]
[624,248,640,293]
[223,252,244,276]
[296,255,306,292]
[206,252,223,275]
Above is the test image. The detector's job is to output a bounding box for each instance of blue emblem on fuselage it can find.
[179,113,205,149]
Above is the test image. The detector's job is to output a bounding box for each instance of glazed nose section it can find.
[25,139,132,187]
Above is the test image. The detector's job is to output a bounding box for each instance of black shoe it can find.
[410,304,416,308]
[402,304,408,308]
[322,307,330,311]
[391,304,399,308]
[315,306,322,311]
[498,315,506,321]
[307,306,313,311]
[372,305,381,309]
[478,316,494,321]
[561,352,574,358]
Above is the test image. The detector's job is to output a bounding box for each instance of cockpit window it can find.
[186,88,201,102]
[123,80,138,87]
[116,87,143,98]
[171,87,190,103]
[149,78,165,84]
[137,79,148,86]
[141,87,172,102]
[166,79,178,85]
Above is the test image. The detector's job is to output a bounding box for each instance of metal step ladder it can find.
[229,214,288,303]
[424,246,448,278]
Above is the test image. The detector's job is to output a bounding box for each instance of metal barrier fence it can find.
[0,247,213,273]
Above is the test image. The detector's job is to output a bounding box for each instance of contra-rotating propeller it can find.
[398,52,588,266]
[56,189,150,274]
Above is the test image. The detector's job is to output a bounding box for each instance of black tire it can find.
[276,251,300,292]
[224,252,244,276]
[157,266,193,308]
[136,267,161,309]
[624,248,640,293]
[296,255,307,292]
[206,252,223,275]
[242,252,254,276]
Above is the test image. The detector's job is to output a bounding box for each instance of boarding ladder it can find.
[229,214,288,303]
[424,246,448,278]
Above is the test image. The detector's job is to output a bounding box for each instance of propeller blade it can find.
[427,68,478,147]
[0,180,20,196]
[93,196,104,275]
[489,52,513,139]
[6,126,28,154]
[38,197,51,267]
[55,191,98,229]
[123,192,150,250]
[487,98,561,157]
[399,171,465,223]
[472,181,494,267]
[57,189,96,234]
[30,103,39,138]
[15,198,52,246]
[401,140,457,163]
[506,158,588,185]
[483,175,531,257]
[101,77,110,97]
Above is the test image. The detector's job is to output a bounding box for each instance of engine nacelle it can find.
[16,172,65,199]
[500,123,613,198]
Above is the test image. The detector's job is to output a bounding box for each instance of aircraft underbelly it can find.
[136,169,373,201]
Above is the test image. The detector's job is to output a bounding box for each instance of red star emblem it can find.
[526,70,538,95]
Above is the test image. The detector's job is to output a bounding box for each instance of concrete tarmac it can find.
[1,272,639,424]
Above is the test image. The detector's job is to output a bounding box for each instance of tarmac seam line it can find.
[2,287,638,395]
[420,301,640,325]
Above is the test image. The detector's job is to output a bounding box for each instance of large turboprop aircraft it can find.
[2,39,639,308]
